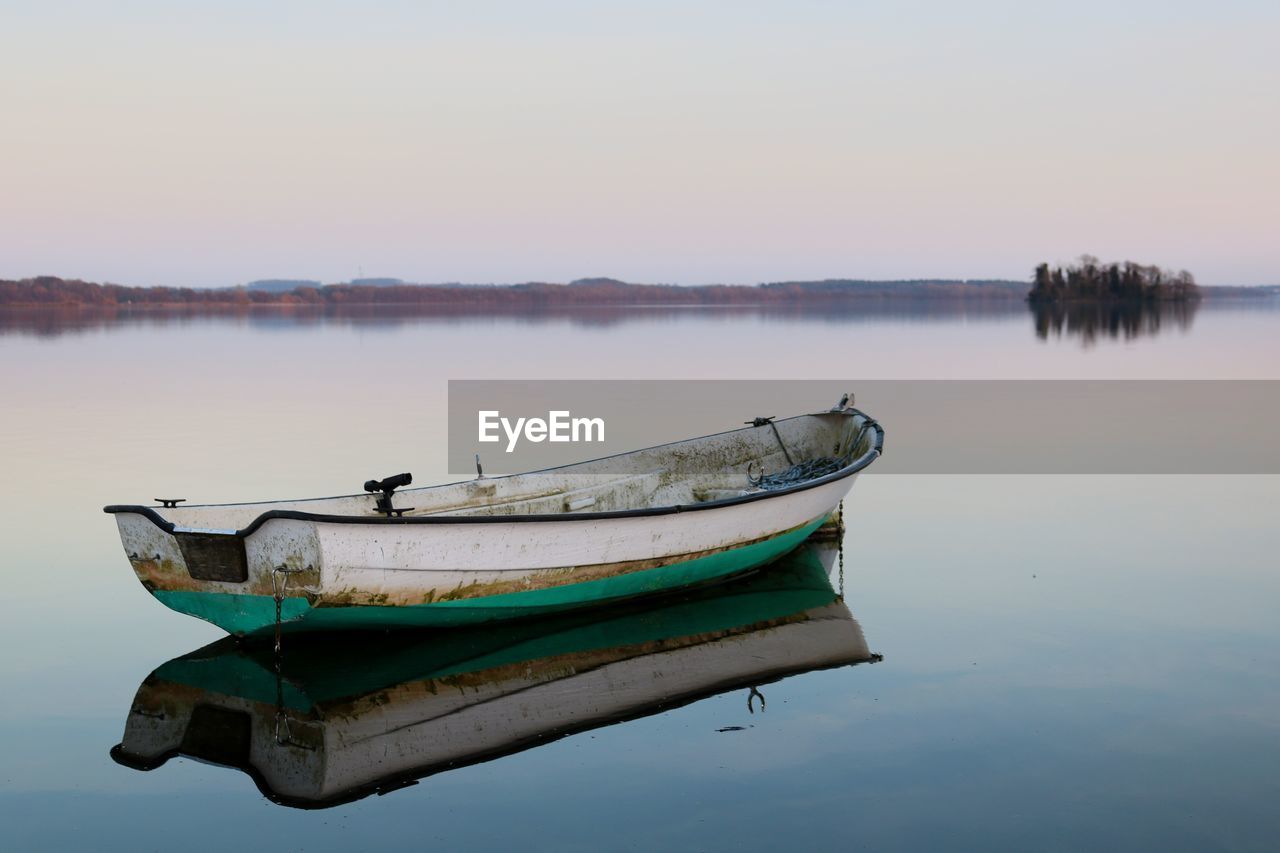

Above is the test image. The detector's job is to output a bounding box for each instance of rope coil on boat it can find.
[749,456,847,490]
[748,417,878,491]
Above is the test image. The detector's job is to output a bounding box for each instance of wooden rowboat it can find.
[110,541,878,808]
[104,396,882,636]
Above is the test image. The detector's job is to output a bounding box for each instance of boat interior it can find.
[146,409,879,531]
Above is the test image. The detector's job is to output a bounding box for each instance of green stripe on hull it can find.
[153,516,829,637]
[151,544,840,713]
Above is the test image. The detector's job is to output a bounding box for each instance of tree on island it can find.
[1029,255,1199,303]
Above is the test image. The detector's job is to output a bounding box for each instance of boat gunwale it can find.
[104,410,883,539]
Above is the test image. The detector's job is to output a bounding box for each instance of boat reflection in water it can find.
[110,540,878,809]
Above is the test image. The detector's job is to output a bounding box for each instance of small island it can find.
[1029,256,1200,304]
[1028,256,1201,344]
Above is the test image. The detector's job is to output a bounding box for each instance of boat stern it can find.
[106,507,322,636]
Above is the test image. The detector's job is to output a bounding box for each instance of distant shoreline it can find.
[2,276,1274,309]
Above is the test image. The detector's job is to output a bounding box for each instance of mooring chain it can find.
[271,563,310,655]
[273,709,316,751]
[838,499,845,599]
[273,651,289,746]
[271,623,292,747]
[269,563,317,751]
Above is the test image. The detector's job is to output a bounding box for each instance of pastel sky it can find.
[2,1,1277,287]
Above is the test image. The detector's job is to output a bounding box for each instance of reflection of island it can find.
[1031,298,1199,345]
[110,542,877,809]
[1028,256,1201,345]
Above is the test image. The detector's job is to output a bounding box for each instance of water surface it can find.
[1,300,1277,851]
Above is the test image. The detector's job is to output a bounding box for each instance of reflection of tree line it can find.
[0,299,1028,338]
[1031,299,1198,345]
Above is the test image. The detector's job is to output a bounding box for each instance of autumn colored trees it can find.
[2,276,1028,308]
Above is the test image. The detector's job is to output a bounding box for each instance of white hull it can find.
[104,401,882,630]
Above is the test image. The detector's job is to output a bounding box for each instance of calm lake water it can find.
[1,299,1278,851]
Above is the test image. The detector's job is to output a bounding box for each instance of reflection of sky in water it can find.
[0,305,1278,850]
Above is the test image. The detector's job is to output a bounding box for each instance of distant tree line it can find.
[760,279,1028,298]
[1029,256,1199,303]
[3,268,1242,309]
[0,276,1030,308]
